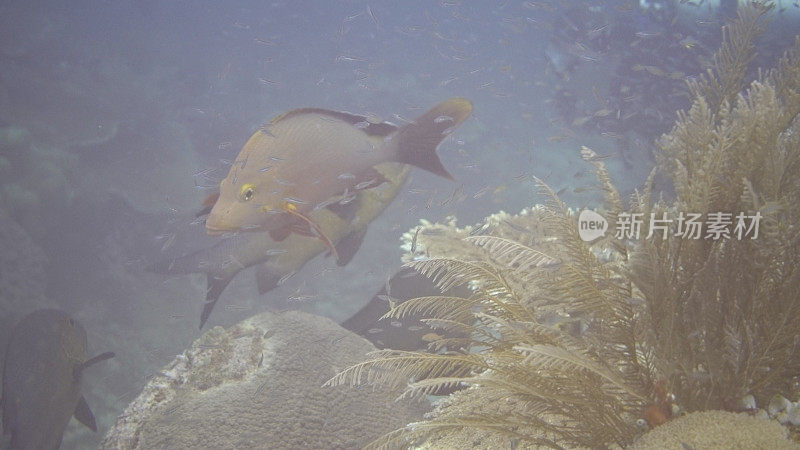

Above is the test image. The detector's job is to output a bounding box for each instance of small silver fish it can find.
[354,178,378,190]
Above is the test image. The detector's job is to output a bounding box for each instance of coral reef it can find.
[328,3,800,449]
[327,204,650,449]
[629,411,796,449]
[100,310,429,449]
[630,4,800,415]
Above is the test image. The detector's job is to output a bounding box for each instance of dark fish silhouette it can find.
[205,98,473,259]
[150,163,410,329]
[341,267,472,396]
[1,309,114,450]
[342,267,471,350]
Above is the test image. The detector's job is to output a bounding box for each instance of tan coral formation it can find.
[100,310,429,449]
[629,411,797,450]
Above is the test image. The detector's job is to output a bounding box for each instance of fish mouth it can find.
[206,223,266,236]
[205,213,240,236]
[205,225,230,236]
[205,221,240,236]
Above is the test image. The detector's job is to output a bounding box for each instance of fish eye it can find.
[239,183,256,201]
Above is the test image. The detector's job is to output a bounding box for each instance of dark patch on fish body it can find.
[268,107,398,138]
[1,309,112,450]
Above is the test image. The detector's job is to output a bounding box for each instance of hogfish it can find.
[205,98,473,258]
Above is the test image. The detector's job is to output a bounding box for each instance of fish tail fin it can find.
[393,98,473,180]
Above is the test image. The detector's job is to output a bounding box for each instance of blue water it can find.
[1,1,798,448]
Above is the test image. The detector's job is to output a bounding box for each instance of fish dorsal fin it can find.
[73,351,115,380]
[73,395,98,432]
[269,108,397,137]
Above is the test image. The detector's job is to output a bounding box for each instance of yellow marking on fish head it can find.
[206,174,280,235]
[239,183,256,202]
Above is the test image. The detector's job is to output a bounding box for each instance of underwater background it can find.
[1,0,800,448]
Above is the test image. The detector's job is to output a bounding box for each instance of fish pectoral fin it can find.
[74,395,98,432]
[269,227,292,242]
[282,206,340,262]
[73,351,115,380]
[334,228,368,266]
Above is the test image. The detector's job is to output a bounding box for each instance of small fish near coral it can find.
[205,98,473,258]
[1,309,114,450]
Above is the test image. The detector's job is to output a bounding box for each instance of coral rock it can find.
[629,411,797,450]
[100,310,429,449]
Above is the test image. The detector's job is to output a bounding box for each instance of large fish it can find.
[205,98,473,258]
[1,309,114,450]
[151,163,410,329]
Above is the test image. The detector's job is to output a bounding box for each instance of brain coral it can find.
[101,310,429,449]
[629,411,797,450]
